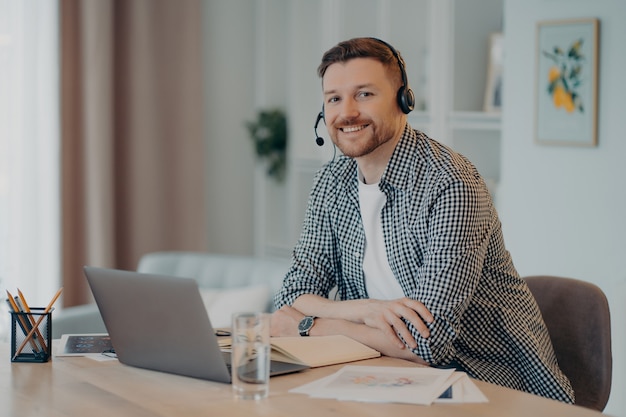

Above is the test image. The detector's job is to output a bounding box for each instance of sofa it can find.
[51,251,291,339]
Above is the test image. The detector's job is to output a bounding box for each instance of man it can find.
[272,37,574,403]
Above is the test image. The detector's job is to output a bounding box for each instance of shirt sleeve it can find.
[408,172,494,364]
[273,167,340,309]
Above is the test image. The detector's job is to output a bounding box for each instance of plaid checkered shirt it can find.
[275,124,574,403]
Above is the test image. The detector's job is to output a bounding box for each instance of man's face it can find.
[322,58,404,159]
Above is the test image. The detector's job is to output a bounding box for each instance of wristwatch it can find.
[298,316,316,337]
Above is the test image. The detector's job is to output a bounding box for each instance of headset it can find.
[314,37,415,146]
[313,109,325,146]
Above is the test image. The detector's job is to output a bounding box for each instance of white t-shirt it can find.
[358,177,405,300]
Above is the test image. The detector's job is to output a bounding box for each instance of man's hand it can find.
[361,297,433,349]
[352,298,433,349]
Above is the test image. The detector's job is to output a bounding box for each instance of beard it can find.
[330,118,397,159]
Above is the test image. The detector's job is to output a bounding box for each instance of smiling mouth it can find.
[340,124,368,133]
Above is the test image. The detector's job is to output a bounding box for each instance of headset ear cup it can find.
[398,86,415,114]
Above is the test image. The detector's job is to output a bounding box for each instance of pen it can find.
[12,287,63,360]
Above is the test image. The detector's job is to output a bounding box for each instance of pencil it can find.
[6,290,42,354]
[17,289,47,353]
[12,288,63,360]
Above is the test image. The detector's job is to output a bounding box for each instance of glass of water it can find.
[231,312,271,400]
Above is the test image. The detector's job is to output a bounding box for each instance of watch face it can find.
[298,316,314,332]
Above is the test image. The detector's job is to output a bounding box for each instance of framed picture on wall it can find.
[484,32,503,113]
[535,18,599,146]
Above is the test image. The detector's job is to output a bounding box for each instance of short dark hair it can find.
[317,37,405,88]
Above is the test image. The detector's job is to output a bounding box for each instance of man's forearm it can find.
[292,293,366,322]
[272,301,428,365]
[309,316,428,365]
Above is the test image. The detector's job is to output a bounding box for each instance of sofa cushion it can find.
[137,252,290,312]
[200,285,270,328]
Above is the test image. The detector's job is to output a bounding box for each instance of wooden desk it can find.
[1,343,606,417]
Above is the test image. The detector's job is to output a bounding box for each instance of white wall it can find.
[499,1,626,415]
[202,1,257,255]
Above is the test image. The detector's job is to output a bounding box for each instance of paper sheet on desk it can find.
[56,334,113,356]
[290,366,487,405]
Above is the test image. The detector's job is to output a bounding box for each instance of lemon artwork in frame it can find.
[535,18,599,146]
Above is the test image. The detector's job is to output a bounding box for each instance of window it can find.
[0,0,60,341]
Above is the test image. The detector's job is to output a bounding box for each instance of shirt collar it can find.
[380,123,419,192]
[328,123,419,192]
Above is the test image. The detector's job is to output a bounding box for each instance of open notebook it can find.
[220,334,381,368]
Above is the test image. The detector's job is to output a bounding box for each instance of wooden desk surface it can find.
[1,343,606,417]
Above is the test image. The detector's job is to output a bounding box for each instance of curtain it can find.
[60,0,207,307]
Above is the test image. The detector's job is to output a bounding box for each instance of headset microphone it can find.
[314,111,325,146]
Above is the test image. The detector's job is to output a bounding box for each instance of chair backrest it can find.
[524,275,612,411]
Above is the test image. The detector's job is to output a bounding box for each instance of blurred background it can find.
[1,1,624,415]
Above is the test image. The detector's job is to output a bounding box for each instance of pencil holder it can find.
[10,308,52,363]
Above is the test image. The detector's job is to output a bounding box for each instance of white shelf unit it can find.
[253,0,503,258]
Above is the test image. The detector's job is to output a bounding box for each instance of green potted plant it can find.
[245,109,287,182]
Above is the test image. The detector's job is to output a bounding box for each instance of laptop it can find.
[84,266,308,383]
